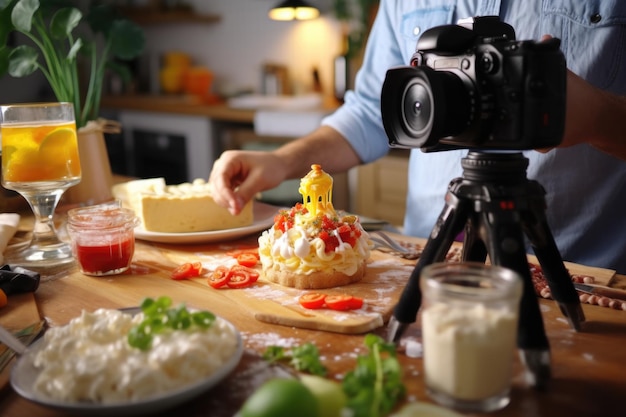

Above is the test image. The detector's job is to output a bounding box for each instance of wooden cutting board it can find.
[148,235,617,335]
[144,245,417,335]
[221,250,416,334]
[526,255,616,287]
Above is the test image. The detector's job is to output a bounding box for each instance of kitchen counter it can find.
[1,223,625,417]
[100,94,341,125]
[101,94,257,123]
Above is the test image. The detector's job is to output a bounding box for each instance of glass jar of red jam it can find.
[67,203,139,276]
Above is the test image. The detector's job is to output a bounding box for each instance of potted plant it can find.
[0,0,145,205]
[0,0,145,128]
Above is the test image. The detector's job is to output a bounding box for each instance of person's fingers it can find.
[209,155,247,214]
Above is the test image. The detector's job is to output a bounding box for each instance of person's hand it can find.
[209,150,288,215]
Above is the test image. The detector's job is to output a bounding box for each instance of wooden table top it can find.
[1,230,625,417]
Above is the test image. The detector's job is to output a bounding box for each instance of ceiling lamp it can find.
[269,0,320,21]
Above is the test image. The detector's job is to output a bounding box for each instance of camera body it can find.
[381,16,566,152]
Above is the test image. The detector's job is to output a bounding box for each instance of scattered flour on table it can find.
[200,255,238,271]
[240,284,290,301]
[242,331,300,350]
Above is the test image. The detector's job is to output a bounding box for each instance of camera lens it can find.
[402,79,432,137]
[382,66,473,150]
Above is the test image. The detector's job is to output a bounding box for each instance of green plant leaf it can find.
[109,20,144,60]
[11,0,38,32]
[8,44,38,76]
[66,37,81,61]
[85,2,119,34]
[49,7,81,40]
[0,0,17,11]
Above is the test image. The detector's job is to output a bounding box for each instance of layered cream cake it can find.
[112,178,253,233]
[258,165,371,289]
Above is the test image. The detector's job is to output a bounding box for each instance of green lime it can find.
[299,374,346,417]
[240,378,318,417]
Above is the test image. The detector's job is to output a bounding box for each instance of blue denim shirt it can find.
[323,0,626,273]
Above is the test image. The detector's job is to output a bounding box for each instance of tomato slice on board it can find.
[226,269,255,289]
[171,262,203,280]
[325,294,360,311]
[236,252,259,267]
[230,265,260,282]
[348,296,364,310]
[208,266,230,288]
[299,293,327,309]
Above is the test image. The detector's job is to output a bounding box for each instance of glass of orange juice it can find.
[1,102,81,275]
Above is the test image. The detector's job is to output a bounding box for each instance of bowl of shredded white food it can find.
[10,300,243,416]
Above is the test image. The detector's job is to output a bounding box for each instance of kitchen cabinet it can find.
[354,151,409,227]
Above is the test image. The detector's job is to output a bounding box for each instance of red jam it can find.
[74,237,135,275]
[67,203,139,276]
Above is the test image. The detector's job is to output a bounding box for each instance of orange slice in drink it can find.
[38,128,81,179]
[39,128,76,150]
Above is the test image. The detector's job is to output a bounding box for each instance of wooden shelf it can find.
[121,8,221,25]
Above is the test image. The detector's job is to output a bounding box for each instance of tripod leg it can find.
[387,189,469,344]
[480,211,551,390]
[522,191,585,330]
[461,213,488,262]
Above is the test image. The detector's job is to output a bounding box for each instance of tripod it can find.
[387,151,585,389]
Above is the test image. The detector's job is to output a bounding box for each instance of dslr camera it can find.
[381,16,566,152]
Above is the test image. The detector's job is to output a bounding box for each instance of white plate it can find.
[134,201,280,244]
[10,308,244,417]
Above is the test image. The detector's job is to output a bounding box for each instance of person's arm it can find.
[564,70,626,160]
[209,126,360,215]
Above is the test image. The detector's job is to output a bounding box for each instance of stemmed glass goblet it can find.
[1,102,81,275]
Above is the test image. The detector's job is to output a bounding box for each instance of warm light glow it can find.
[269,1,320,21]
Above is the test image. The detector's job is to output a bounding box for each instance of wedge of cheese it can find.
[112,178,253,233]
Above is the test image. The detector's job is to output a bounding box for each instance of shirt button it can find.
[413,26,421,36]
[590,13,602,24]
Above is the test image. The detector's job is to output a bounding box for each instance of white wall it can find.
[143,0,343,96]
[1,0,345,101]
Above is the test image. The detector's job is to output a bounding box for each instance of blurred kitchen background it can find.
[1,0,409,226]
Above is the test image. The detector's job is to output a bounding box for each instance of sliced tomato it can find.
[236,252,259,267]
[208,265,230,288]
[230,264,260,282]
[348,296,364,310]
[171,262,203,280]
[325,294,359,311]
[226,269,255,289]
[299,292,327,309]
